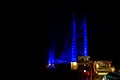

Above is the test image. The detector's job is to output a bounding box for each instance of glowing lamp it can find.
[72,62,77,66]
[71,62,78,70]
[96,64,99,68]
[84,70,86,72]
[111,67,115,72]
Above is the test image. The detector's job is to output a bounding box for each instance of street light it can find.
[111,66,115,72]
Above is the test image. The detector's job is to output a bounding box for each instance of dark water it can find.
[44,68,90,80]
[46,70,75,80]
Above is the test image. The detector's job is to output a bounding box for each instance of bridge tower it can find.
[71,14,90,70]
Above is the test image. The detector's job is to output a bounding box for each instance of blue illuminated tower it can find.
[76,14,88,56]
[71,13,77,62]
[47,13,89,68]
[83,16,88,56]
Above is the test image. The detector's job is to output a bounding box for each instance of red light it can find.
[85,71,90,76]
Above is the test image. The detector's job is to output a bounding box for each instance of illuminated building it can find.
[93,61,112,76]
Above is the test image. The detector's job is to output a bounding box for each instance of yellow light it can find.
[72,62,77,66]
[111,67,115,72]
[96,64,99,68]
[97,73,108,75]
[71,62,78,70]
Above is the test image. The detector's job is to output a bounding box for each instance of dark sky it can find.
[31,1,120,71]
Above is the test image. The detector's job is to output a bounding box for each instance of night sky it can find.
[31,1,120,75]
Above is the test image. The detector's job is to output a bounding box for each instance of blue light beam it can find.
[72,14,77,61]
[83,18,88,56]
[48,49,55,68]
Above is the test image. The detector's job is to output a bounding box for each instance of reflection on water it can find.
[45,69,91,80]
[81,78,89,80]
